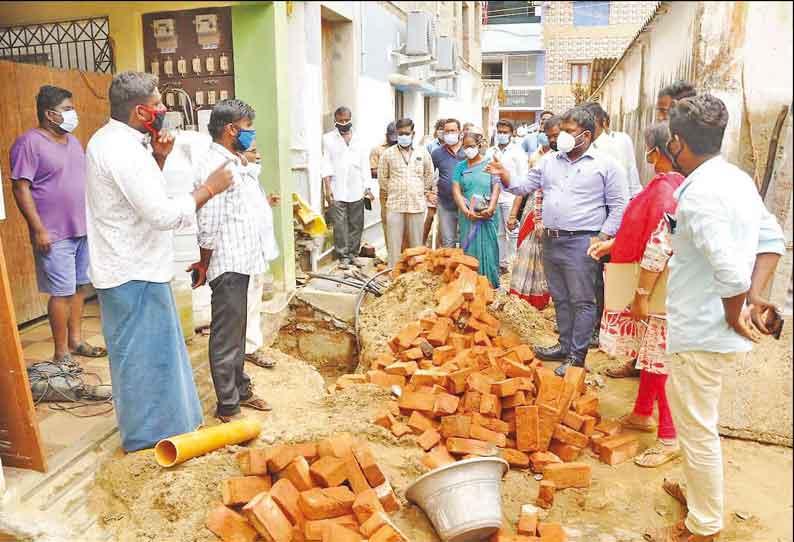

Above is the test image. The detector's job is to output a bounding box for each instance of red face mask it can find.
[138,104,167,136]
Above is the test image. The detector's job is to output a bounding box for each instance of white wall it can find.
[482,22,542,54]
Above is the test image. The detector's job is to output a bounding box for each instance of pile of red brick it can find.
[489,503,568,542]
[206,435,407,542]
[338,248,640,511]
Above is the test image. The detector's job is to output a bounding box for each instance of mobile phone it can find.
[769,308,784,340]
[191,268,200,288]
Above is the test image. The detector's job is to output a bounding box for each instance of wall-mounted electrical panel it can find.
[142,7,234,131]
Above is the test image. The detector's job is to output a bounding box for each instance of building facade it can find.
[542,0,657,114]
[286,1,484,267]
[481,1,545,129]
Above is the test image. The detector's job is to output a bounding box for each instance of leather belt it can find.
[543,228,599,238]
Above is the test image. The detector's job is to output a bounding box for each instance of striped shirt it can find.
[378,144,434,213]
[195,143,269,282]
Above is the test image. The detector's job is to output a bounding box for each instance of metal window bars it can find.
[0,16,114,74]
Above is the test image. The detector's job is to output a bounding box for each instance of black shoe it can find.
[554,355,586,377]
[589,327,600,349]
[534,343,568,361]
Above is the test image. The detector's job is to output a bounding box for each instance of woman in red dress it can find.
[588,122,684,467]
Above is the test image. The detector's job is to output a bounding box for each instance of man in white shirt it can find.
[644,94,785,542]
[85,71,233,451]
[485,119,528,273]
[321,106,374,269]
[189,99,272,423]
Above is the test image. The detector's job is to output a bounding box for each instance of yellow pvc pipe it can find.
[154,418,263,467]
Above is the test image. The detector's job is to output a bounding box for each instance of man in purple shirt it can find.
[487,107,628,376]
[10,85,106,365]
[431,118,466,247]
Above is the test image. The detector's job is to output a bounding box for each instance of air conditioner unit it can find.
[436,36,457,72]
[406,11,433,56]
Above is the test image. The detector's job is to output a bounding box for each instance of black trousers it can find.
[330,199,365,261]
[209,272,251,416]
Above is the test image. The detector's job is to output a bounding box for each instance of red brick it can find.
[446,437,498,457]
[515,406,539,452]
[407,411,435,434]
[573,392,599,416]
[385,361,418,376]
[598,433,640,465]
[237,448,270,476]
[268,445,299,473]
[470,423,507,447]
[352,488,385,524]
[502,359,535,378]
[343,452,371,495]
[538,522,566,542]
[479,393,502,418]
[373,480,401,512]
[536,481,555,509]
[322,524,362,542]
[552,424,589,449]
[542,462,591,489]
[548,440,582,462]
[283,455,315,491]
[367,370,406,390]
[411,369,447,387]
[400,347,424,361]
[390,422,412,438]
[271,478,305,526]
[395,321,421,349]
[417,428,442,451]
[499,448,530,468]
[221,475,272,506]
[436,292,465,317]
[298,487,356,520]
[491,378,521,397]
[462,390,483,413]
[351,442,386,487]
[466,372,495,395]
[336,374,367,390]
[304,515,358,541]
[563,366,587,397]
[517,504,539,536]
[371,353,395,370]
[502,390,529,409]
[360,511,388,537]
[537,404,559,451]
[243,494,293,542]
[398,391,435,413]
[472,412,511,434]
[432,345,456,366]
[310,456,348,487]
[427,317,453,346]
[373,410,397,429]
[421,444,457,469]
[594,419,621,436]
[369,524,403,542]
[206,503,258,542]
[528,451,562,473]
[433,392,461,416]
[580,415,597,436]
[562,410,586,432]
[534,368,564,408]
[294,442,320,462]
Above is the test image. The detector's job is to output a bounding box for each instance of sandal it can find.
[605,360,641,378]
[663,478,688,507]
[619,413,657,433]
[634,442,681,468]
[245,351,276,369]
[71,342,107,358]
[240,395,272,412]
[644,520,719,542]
[52,353,80,370]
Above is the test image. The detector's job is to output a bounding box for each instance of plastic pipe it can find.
[154,418,263,467]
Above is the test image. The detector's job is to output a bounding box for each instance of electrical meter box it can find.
[142,7,234,130]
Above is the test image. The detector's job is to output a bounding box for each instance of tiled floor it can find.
[18,299,115,460]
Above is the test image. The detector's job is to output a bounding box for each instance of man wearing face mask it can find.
[85,71,234,449]
[322,106,374,269]
[11,85,107,367]
[487,107,628,377]
[431,118,466,248]
[486,120,528,273]
[189,99,273,422]
[378,118,434,268]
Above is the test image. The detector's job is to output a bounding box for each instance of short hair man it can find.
[643,94,784,542]
[487,106,628,377]
[378,118,434,268]
[190,99,272,422]
[86,71,233,450]
[431,118,466,247]
[522,110,555,155]
[485,119,528,272]
[426,118,446,155]
[321,106,374,269]
[10,85,106,365]
[656,80,696,121]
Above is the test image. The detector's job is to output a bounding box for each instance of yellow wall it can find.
[0,1,246,71]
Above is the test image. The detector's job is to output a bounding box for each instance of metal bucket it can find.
[405,457,509,542]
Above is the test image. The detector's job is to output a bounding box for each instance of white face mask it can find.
[54,109,79,132]
[397,134,413,148]
[557,131,588,154]
[443,132,459,146]
[495,133,511,146]
[464,146,479,160]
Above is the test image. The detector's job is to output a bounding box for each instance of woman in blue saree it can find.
[451,132,501,288]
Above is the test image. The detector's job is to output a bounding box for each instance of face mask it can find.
[139,105,167,136]
[443,132,459,146]
[666,136,684,173]
[463,146,479,160]
[397,134,413,148]
[537,133,549,148]
[336,121,352,134]
[235,127,256,151]
[52,110,79,132]
[516,127,528,138]
[495,133,511,146]
[557,131,588,154]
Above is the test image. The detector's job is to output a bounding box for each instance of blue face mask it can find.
[537,132,549,148]
[235,127,256,151]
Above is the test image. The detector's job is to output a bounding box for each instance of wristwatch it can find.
[635,287,650,297]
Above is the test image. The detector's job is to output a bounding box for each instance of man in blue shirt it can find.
[431,118,466,247]
[522,110,554,156]
[644,95,785,542]
[487,107,628,376]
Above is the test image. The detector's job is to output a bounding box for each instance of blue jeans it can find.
[437,204,459,248]
[542,233,599,361]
